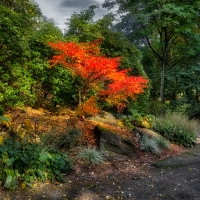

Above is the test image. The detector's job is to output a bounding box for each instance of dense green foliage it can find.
[0,1,78,110]
[0,139,72,189]
[103,0,200,111]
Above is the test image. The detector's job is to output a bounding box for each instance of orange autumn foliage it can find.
[77,97,99,117]
[49,40,148,112]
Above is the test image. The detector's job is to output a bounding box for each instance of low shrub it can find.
[122,109,155,129]
[153,113,198,147]
[41,127,82,150]
[0,139,73,189]
[77,147,104,165]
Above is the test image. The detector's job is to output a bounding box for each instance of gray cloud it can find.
[60,0,99,9]
[34,0,116,31]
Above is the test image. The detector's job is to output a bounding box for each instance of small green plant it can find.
[140,135,160,155]
[0,139,73,189]
[54,128,82,149]
[77,147,104,165]
[153,113,197,147]
[0,116,10,123]
[154,136,170,149]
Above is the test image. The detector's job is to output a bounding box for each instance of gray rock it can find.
[135,127,161,138]
[94,125,137,160]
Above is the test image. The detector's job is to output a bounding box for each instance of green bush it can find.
[187,104,200,119]
[77,147,104,165]
[0,139,73,189]
[153,113,198,147]
[41,127,82,150]
[148,100,170,116]
[122,109,155,129]
[140,135,160,155]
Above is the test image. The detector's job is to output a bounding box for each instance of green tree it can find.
[0,1,66,109]
[164,32,200,110]
[103,0,200,103]
[0,5,37,108]
[65,5,102,42]
[28,17,67,107]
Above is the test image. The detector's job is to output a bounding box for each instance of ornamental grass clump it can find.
[154,136,170,149]
[140,135,160,155]
[153,113,198,147]
[77,147,104,165]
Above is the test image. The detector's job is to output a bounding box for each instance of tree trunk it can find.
[78,90,82,105]
[160,61,165,104]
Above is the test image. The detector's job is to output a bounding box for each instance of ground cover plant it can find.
[121,109,155,129]
[0,138,73,190]
[140,135,160,155]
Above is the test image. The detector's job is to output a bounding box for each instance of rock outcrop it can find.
[94,125,136,160]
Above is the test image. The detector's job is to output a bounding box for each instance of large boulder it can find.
[94,125,137,160]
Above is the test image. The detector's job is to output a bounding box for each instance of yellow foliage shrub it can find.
[0,114,12,130]
[77,97,99,117]
[16,119,35,140]
[0,135,4,145]
[141,119,151,129]
[22,119,34,132]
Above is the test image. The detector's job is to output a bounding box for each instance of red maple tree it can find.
[49,40,148,114]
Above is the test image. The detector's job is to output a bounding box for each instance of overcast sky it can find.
[34,0,113,31]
